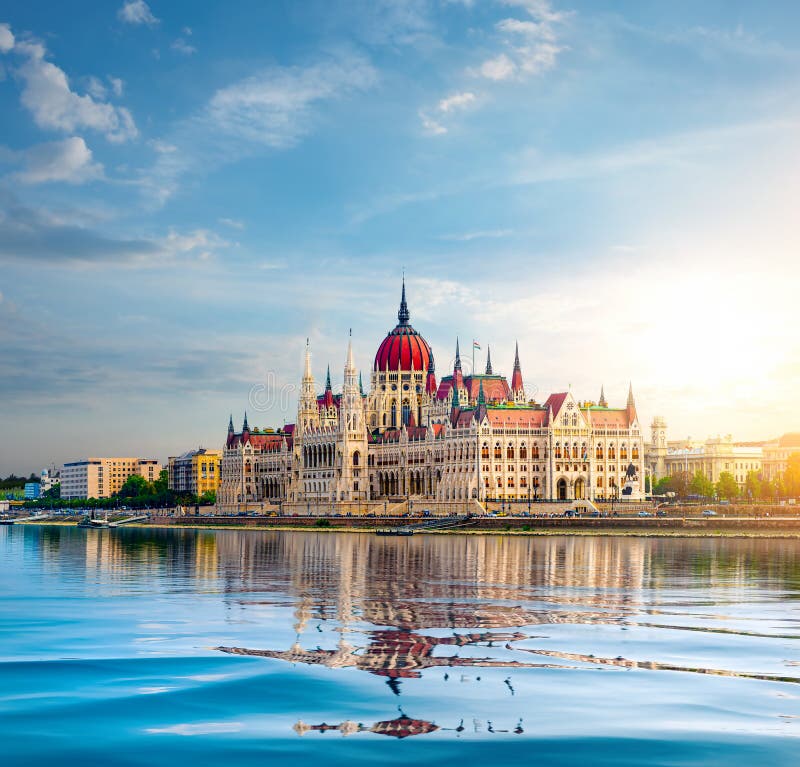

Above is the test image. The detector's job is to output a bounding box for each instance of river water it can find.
[1,525,799,765]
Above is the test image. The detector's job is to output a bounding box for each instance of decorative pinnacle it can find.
[514,341,520,370]
[477,378,486,405]
[397,276,410,325]
[325,365,332,391]
[485,345,493,375]
[454,337,462,371]
[242,411,249,431]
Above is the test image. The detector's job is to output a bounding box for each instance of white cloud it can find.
[473,0,569,82]
[148,139,177,153]
[86,75,107,100]
[478,53,517,80]
[10,35,137,143]
[440,228,513,241]
[0,22,14,53]
[438,91,476,113]
[118,1,159,26]
[108,76,124,97]
[219,217,244,230]
[420,91,476,134]
[12,137,104,185]
[206,54,377,147]
[171,38,196,56]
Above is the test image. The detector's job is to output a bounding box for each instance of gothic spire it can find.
[511,340,524,395]
[627,382,636,409]
[599,384,608,408]
[485,345,493,375]
[303,338,312,380]
[477,378,486,405]
[325,365,332,391]
[242,411,249,432]
[228,413,234,433]
[451,382,460,409]
[454,337,462,371]
[397,276,410,326]
[358,371,364,396]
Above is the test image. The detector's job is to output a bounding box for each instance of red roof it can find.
[587,409,630,429]
[485,408,547,427]
[543,392,568,415]
[374,324,432,372]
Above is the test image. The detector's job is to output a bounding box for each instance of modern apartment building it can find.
[60,457,162,500]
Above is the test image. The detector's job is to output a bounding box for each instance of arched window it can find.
[520,443,528,460]
[632,445,640,460]
[572,443,578,459]
[507,444,515,460]
[555,442,562,459]
[494,443,502,460]
[352,451,360,467]
[532,444,540,460]
[596,443,603,460]
[620,443,628,460]
[391,401,397,428]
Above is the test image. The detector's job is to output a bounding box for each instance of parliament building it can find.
[218,282,645,511]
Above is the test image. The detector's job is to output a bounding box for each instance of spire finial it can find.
[454,337,461,371]
[485,345,493,375]
[397,275,410,325]
[325,365,332,391]
[627,381,635,409]
[514,340,520,369]
[477,378,486,405]
[228,413,234,433]
[242,411,249,431]
[599,384,608,408]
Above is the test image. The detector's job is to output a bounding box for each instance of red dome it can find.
[374,325,432,372]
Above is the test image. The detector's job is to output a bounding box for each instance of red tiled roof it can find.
[543,392,568,415]
[586,409,630,429]
[465,375,511,402]
[485,408,547,427]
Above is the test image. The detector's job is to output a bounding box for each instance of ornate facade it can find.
[218,283,645,509]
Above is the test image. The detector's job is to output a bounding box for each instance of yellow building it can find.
[761,433,800,481]
[662,435,762,488]
[168,448,221,497]
[61,457,162,500]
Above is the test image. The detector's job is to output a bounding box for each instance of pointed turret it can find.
[228,413,234,434]
[298,339,320,432]
[451,381,460,409]
[452,337,464,393]
[485,346,493,375]
[599,385,608,408]
[477,378,486,406]
[511,341,524,401]
[397,276,410,326]
[325,365,332,392]
[627,382,635,409]
[425,353,437,395]
[242,412,249,436]
[358,371,364,396]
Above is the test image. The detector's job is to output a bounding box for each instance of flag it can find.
[473,340,481,350]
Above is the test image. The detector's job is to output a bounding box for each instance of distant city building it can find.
[60,458,162,500]
[647,423,762,489]
[761,433,800,481]
[168,448,221,497]
[219,281,645,510]
[24,482,41,499]
[40,468,58,493]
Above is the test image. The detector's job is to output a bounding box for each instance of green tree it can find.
[716,471,740,500]
[43,483,61,500]
[744,470,762,500]
[198,490,216,505]
[153,469,169,495]
[116,474,152,499]
[689,471,714,498]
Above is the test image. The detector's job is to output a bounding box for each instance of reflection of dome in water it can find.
[373,280,432,373]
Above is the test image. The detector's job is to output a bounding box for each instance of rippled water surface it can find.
[2,526,800,766]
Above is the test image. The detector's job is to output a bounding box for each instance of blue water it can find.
[1,526,799,765]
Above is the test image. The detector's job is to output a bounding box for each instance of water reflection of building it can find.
[218,630,530,693]
[294,714,440,739]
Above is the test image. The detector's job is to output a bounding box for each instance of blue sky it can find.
[1,0,799,472]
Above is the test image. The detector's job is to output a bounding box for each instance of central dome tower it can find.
[374,280,432,373]
[368,280,436,430]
